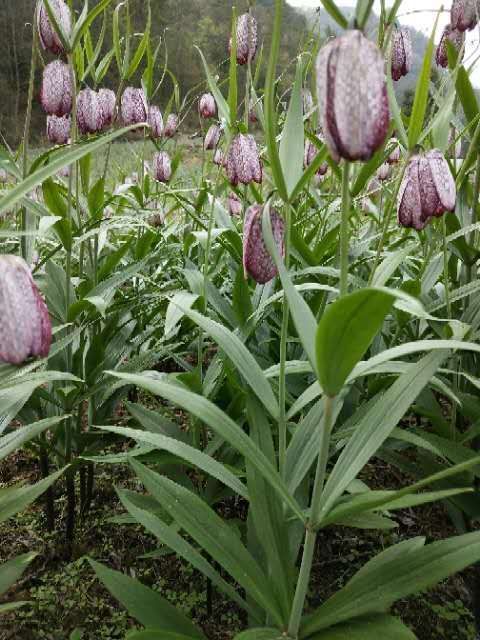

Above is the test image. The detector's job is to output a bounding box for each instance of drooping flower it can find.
[243,205,284,284]
[391,27,413,81]
[451,0,480,32]
[0,255,52,365]
[377,162,391,181]
[199,93,217,119]
[213,149,224,167]
[46,114,70,144]
[204,124,221,150]
[153,151,172,183]
[226,134,262,186]
[164,113,179,138]
[148,106,164,139]
[40,60,72,117]
[77,88,103,135]
[235,13,258,65]
[304,136,328,176]
[316,30,390,162]
[98,88,116,129]
[387,138,401,164]
[228,192,242,217]
[121,87,148,126]
[397,149,456,230]
[436,25,465,68]
[37,0,71,56]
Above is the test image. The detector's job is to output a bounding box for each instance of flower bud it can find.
[387,138,401,164]
[98,88,116,129]
[204,124,221,150]
[316,30,389,162]
[213,149,225,167]
[46,114,70,144]
[451,0,479,32]
[199,93,217,119]
[77,89,103,135]
[236,13,258,65]
[164,113,179,138]
[377,162,391,181]
[391,27,413,81]
[37,0,71,56]
[243,205,284,284]
[226,134,262,186]
[153,152,172,183]
[121,87,148,126]
[0,255,52,365]
[436,25,465,68]
[148,106,164,139]
[302,89,314,116]
[40,60,72,117]
[228,192,242,217]
[304,137,328,176]
[398,149,456,230]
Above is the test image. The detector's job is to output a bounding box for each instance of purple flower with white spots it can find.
[37,0,71,56]
[391,27,413,81]
[46,114,70,144]
[451,0,479,31]
[436,25,465,68]
[213,149,224,167]
[121,87,148,126]
[243,205,284,284]
[316,30,389,162]
[226,134,262,186]
[387,138,401,164]
[98,88,116,129]
[377,162,391,182]
[204,124,221,150]
[199,93,217,119]
[77,88,103,135]
[235,13,258,65]
[228,192,242,217]
[40,60,72,117]
[304,136,328,176]
[148,106,164,139]
[153,151,172,183]
[164,113,179,138]
[0,255,52,365]
[398,149,456,231]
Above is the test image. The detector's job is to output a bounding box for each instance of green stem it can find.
[287,395,334,638]
[443,216,451,319]
[278,203,291,478]
[339,162,351,297]
[20,16,38,261]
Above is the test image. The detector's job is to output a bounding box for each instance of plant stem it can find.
[20,15,38,262]
[287,395,334,638]
[339,162,351,297]
[279,202,291,478]
[442,216,452,319]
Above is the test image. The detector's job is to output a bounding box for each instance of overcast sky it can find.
[287,0,480,85]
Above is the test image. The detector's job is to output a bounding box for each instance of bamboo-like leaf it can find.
[279,58,304,198]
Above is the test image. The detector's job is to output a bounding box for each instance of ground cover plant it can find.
[2,0,480,638]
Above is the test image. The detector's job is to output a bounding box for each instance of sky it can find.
[287,0,480,85]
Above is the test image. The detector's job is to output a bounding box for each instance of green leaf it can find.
[98,425,248,499]
[71,0,113,49]
[279,58,304,198]
[355,0,375,31]
[89,560,204,638]
[301,531,480,635]
[130,460,285,626]
[196,47,230,125]
[316,351,447,524]
[0,469,65,523]
[307,614,416,639]
[0,125,145,216]
[0,416,67,461]
[118,490,256,619]
[126,4,151,79]
[127,633,199,640]
[0,552,37,598]
[456,66,479,126]
[87,177,105,219]
[107,372,304,522]
[315,289,395,397]
[262,206,318,373]
[408,16,438,149]
[320,0,348,28]
[228,9,238,125]
[235,631,283,640]
[178,306,279,420]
